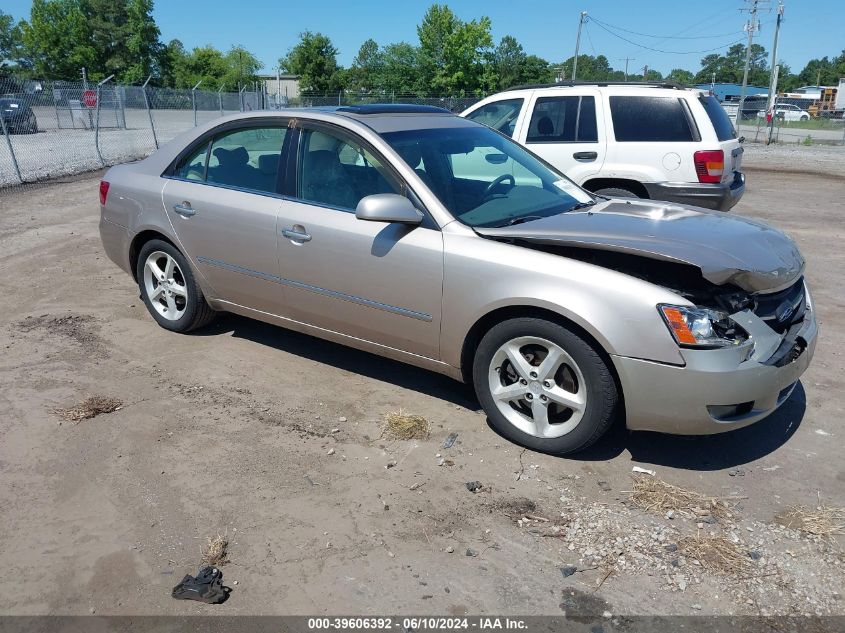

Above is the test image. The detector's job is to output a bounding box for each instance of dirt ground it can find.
[0,167,843,617]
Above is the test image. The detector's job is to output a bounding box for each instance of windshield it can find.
[380,124,593,228]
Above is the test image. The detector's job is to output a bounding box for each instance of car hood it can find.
[475,199,804,293]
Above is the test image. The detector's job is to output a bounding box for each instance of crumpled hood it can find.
[476,199,804,293]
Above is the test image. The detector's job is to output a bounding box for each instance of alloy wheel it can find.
[143,251,188,321]
[487,336,587,438]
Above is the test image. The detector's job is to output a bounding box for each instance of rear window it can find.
[609,96,696,142]
[699,95,737,141]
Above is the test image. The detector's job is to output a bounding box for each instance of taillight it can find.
[693,150,724,184]
[99,180,110,205]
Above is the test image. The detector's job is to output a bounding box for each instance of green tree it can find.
[667,68,694,85]
[519,55,554,85]
[222,45,261,90]
[80,0,130,78]
[171,45,228,89]
[694,43,769,86]
[348,38,384,93]
[158,38,186,87]
[122,0,162,83]
[1,11,21,65]
[20,0,96,80]
[492,36,525,90]
[417,4,493,95]
[380,42,420,95]
[280,31,345,94]
[795,51,845,86]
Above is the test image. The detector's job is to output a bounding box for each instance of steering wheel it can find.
[483,174,516,199]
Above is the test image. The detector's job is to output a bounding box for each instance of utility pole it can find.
[620,58,635,82]
[642,65,649,81]
[766,1,785,144]
[736,0,770,127]
[571,11,588,81]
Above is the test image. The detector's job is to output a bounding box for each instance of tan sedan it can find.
[99,105,816,454]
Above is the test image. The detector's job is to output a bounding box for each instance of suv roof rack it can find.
[504,80,686,91]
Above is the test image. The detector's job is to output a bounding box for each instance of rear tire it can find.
[136,239,216,333]
[472,317,619,455]
[593,186,641,199]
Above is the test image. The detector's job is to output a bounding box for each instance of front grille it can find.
[754,277,806,334]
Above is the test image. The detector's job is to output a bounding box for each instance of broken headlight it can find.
[659,304,748,348]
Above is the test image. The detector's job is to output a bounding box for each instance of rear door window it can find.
[526,96,598,143]
[207,127,287,194]
[464,98,524,138]
[699,95,737,141]
[609,96,696,142]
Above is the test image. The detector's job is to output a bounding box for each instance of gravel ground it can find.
[743,142,845,178]
[0,169,843,617]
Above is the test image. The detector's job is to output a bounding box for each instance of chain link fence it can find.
[1,81,484,189]
[0,79,269,188]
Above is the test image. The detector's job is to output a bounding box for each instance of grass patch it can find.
[778,505,845,538]
[53,395,122,422]
[383,409,430,440]
[201,534,229,566]
[678,535,750,575]
[629,474,737,519]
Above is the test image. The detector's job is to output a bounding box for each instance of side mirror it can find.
[355,193,423,225]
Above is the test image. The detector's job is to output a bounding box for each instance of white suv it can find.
[462,82,745,211]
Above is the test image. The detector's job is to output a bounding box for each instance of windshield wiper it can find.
[569,200,598,211]
[499,215,544,227]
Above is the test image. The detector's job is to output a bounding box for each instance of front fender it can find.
[440,233,687,369]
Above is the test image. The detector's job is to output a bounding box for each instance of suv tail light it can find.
[693,150,724,184]
[99,180,110,205]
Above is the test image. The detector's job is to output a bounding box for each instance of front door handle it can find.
[573,151,598,161]
[173,202,196,217]
[281,226,312,243]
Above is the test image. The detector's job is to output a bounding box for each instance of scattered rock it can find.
[560,565,578,578]
[597,481,612,492]
[446,546,455,553]
[665,510,675,520]
[466,548,478,557]
[386,461,397,469]
[327,448,335,455]
[701,515,718,524]
[443,433,458,449]
[465,481,483,493]
[728,468,746,477]
[338,416,348,423]
[409,482,424,491]
[748,550,762,561]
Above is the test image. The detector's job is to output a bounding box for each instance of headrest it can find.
[258,153,280,174]
[537,116,554,135]
[213,146,249,167]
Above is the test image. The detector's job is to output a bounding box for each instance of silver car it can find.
[99,105,817,454]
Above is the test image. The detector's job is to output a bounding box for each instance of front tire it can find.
[473,318,619,454]
[136,239,216,332]
[593,186,640,199]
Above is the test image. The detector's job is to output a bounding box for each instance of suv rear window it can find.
[609,96,696,142]
[699,95,737,141]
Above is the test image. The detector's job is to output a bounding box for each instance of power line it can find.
[588,18,747,55]
[589,17,742,40]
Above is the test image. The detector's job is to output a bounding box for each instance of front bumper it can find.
[643,171,745,211]
[612,296,817,435]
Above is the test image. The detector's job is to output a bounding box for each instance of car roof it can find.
[480,83,704,101]
[283,104,478,133]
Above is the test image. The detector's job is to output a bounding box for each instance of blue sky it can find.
[4,0,843,77]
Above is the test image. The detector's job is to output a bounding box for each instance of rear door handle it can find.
[173,202,196,217]
[281,227,312,243]
[573,151,598,161]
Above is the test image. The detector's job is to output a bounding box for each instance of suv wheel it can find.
[594,187,640,199]
[136,239,216,332]
[473,317,618,454]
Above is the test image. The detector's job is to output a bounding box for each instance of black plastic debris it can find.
[560,565,578,578]
[171,566,228,604]
[443,433,458,449]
